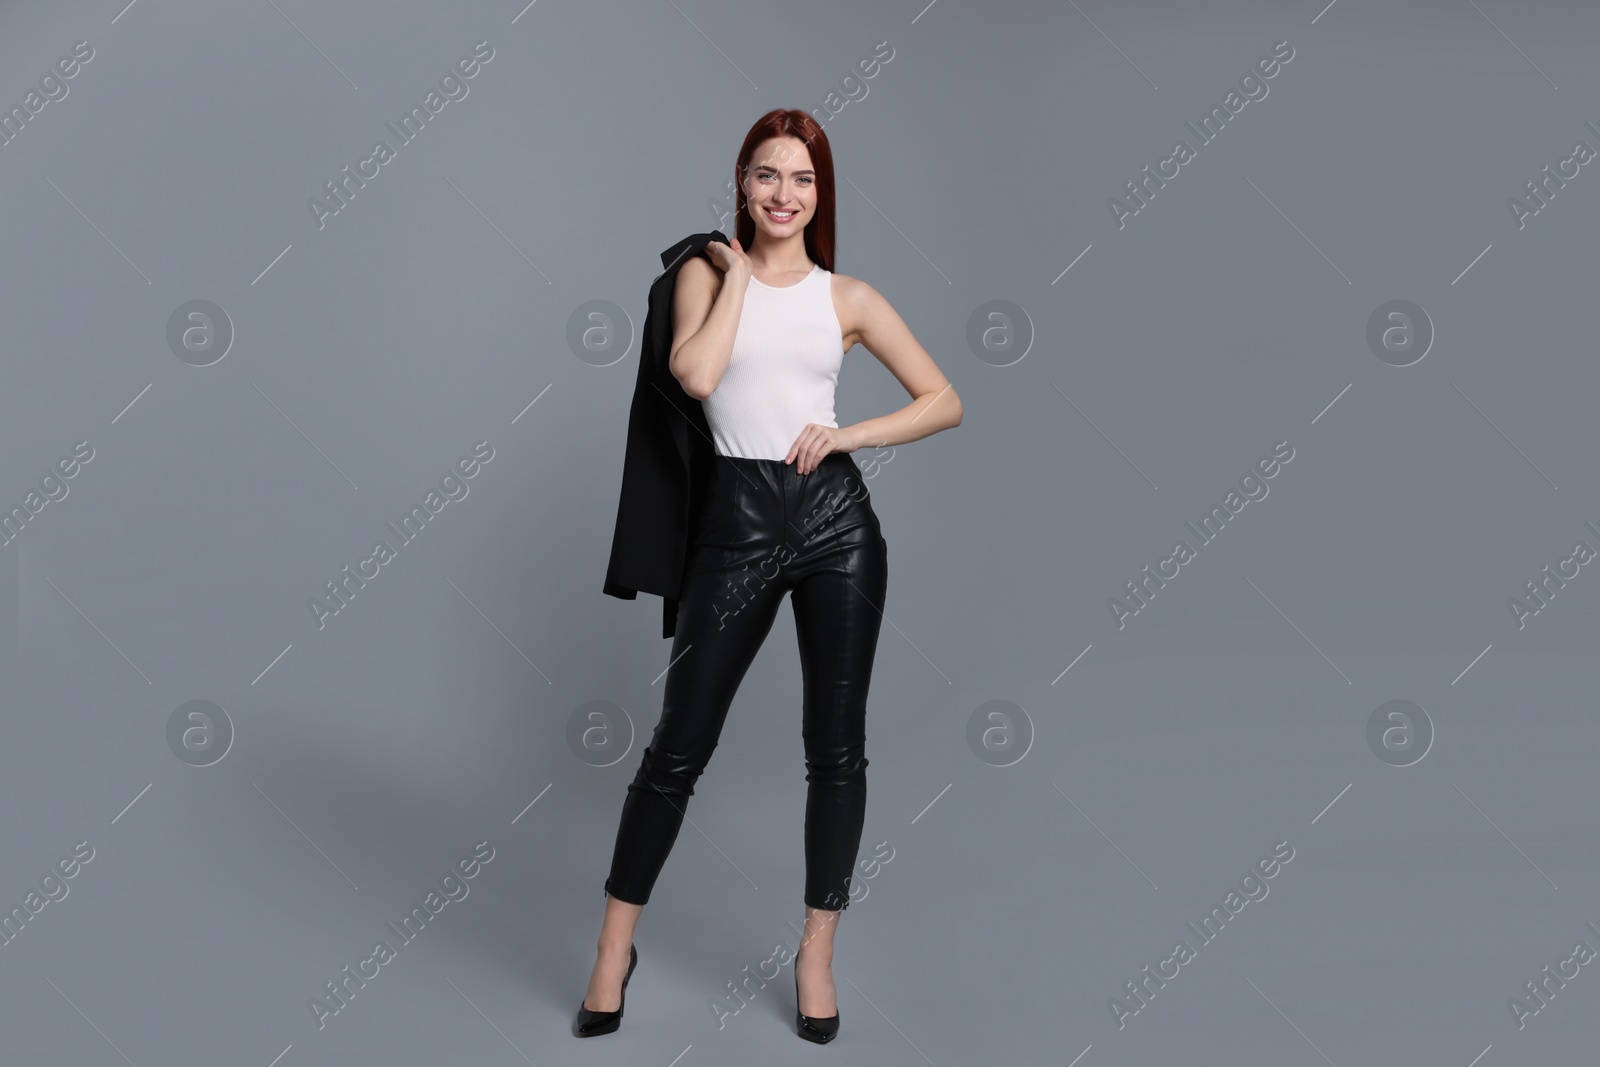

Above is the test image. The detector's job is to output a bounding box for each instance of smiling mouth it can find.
[764,207,798,222]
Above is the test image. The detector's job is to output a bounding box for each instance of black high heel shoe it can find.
[793,958,840,1044]
[576,943,638,1037]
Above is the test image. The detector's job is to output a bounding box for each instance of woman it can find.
[578,108,962,1043]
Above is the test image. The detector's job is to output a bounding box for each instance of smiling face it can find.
[742,136,817,239]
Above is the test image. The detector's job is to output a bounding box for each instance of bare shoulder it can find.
[672,255,721,321]
[828,270,875,310]
[826,271,953,407]
[828,271,886,351]
[677,253,721,297]
[831,271,912,351]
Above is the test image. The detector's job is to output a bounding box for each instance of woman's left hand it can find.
[785,424,856,475]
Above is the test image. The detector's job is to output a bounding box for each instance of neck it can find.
[747,229,811,273]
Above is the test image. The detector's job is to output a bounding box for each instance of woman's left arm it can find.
[840,275,963,445]
[787,276,964,472]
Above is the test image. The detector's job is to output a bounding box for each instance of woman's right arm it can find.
[668,243,750,401]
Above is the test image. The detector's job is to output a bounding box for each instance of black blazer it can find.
[602,229,729,639]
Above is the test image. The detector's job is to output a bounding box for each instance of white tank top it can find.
[703,264,844,460]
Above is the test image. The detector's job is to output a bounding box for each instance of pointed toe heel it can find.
[793,963,840,1044]
[576,943,638,1038]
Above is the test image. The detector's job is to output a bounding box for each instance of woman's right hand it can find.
[702,237,751,283]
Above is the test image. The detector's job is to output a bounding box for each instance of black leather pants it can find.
[604,451,888,911]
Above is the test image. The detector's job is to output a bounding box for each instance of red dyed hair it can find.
[732,109,836,272]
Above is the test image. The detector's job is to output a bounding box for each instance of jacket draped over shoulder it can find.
[602,230,728,638]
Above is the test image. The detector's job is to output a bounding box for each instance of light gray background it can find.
[2,0,1598,1063]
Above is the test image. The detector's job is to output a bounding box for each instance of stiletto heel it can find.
[576,943,638,1037]
[793,957,840,1044]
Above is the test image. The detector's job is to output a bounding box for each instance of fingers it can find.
[788,426,811,471]
[797,428,817,473]
[786,426,841,474]
[797,430,827,474]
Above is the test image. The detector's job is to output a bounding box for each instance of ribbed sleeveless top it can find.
[703,264,844,461]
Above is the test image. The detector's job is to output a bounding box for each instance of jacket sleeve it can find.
[601,297,676,602]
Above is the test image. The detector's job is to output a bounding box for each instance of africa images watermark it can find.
[1506,118,1600,231]
[707,446,894,629]
[1,440,95,548]
[1506,518,1600,630]
[705,39,896,231]
[308,840,496,1030]
[0,39,95,150]
[1108,39,1296,230]
[1507,918,1600,1031]
[308,41,496,231]
[1108,440,1295,630]
[805,39,895,132]
[1108,839,1295,1030]
[709,839,896,1030]
[308,441,495,630]
[0,840,96,951]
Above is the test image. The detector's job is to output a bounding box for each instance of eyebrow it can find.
[754,165,815,175]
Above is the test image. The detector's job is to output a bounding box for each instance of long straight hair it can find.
[732,109,836,272]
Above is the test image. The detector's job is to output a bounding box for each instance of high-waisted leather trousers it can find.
[604,451,888,912]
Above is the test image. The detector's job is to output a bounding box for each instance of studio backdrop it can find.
[2,0,1598,1064]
